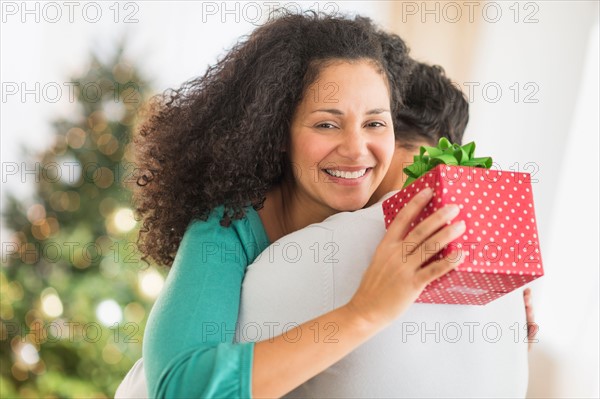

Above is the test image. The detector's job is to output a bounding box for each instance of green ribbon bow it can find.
[402,137,493,188]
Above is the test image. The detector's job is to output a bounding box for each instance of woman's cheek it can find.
[377,131,396,177]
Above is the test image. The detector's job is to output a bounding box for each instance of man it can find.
[235,62,531,397]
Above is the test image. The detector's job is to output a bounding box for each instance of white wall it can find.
[456,2,600,397]
[526,19,599,399]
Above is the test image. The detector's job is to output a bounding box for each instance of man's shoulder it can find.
[264,202,386,252]
[312,202,386,230]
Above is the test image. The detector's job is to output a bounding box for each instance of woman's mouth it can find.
[323,168,373,180]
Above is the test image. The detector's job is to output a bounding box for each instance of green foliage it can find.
[1,45,164,398]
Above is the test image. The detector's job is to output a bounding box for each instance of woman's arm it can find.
[251,188,466,397]
[143,207,264,398]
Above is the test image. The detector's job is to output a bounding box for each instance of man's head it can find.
[395,62,469,147]
[369,61,470,204]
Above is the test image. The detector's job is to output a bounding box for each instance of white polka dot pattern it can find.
[382,165,544,305]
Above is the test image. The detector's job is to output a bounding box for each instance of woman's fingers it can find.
[355,188,467,325]
[403,204,461,247]
[415,250,465,287]
[402,220,466,268]
[384,188,433,245]
[524,288,537,351]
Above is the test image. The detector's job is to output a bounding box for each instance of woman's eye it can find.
[366,121,386,128]
[316,122,337,129]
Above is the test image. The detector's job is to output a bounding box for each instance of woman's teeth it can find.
[324,168,368,179]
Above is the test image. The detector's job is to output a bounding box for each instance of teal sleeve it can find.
[143,206,267,398]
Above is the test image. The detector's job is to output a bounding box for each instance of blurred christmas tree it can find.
[0,46,164,398]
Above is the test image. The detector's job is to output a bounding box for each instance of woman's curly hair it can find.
[133,11,413,267]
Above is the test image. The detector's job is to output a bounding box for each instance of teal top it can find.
[143,205,270,398]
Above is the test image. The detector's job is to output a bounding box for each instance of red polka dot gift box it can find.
[382,139,544,305]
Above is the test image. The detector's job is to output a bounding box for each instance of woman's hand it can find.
[524,288,538,351]
[347,187,466,327]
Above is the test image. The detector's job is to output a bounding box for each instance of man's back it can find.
[237,195,529,397]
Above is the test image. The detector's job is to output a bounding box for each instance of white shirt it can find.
[236,194,529,398]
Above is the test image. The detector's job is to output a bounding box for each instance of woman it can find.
[133,12,465,398]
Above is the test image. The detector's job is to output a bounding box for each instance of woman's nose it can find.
[337,126,368,160]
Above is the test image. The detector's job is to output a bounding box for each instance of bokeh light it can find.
[26,204,46,225]
[40,288,63,318]
[20,343,40,366]
[88,110,108,133]
[113,208,137,232]
[95,299,123,327]
[66,127,87,149]
[93,167,114,189]
[138,269,165,300]
[103,101,126,122]
[97,133,119,155]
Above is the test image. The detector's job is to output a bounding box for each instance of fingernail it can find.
[452,220,466,233]
[417,188,433,199]
[443,204,460,219]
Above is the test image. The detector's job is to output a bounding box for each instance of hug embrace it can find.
[117,11,536,398]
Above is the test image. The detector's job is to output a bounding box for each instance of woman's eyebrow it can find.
[366,108,391,115]
[311,108,344,115]
[310,108,390,115]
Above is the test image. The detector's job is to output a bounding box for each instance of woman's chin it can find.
[329,197,369,213]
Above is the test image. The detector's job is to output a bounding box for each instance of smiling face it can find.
[288,59,395,214]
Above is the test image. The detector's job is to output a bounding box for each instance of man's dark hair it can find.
[395,63,469,147]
